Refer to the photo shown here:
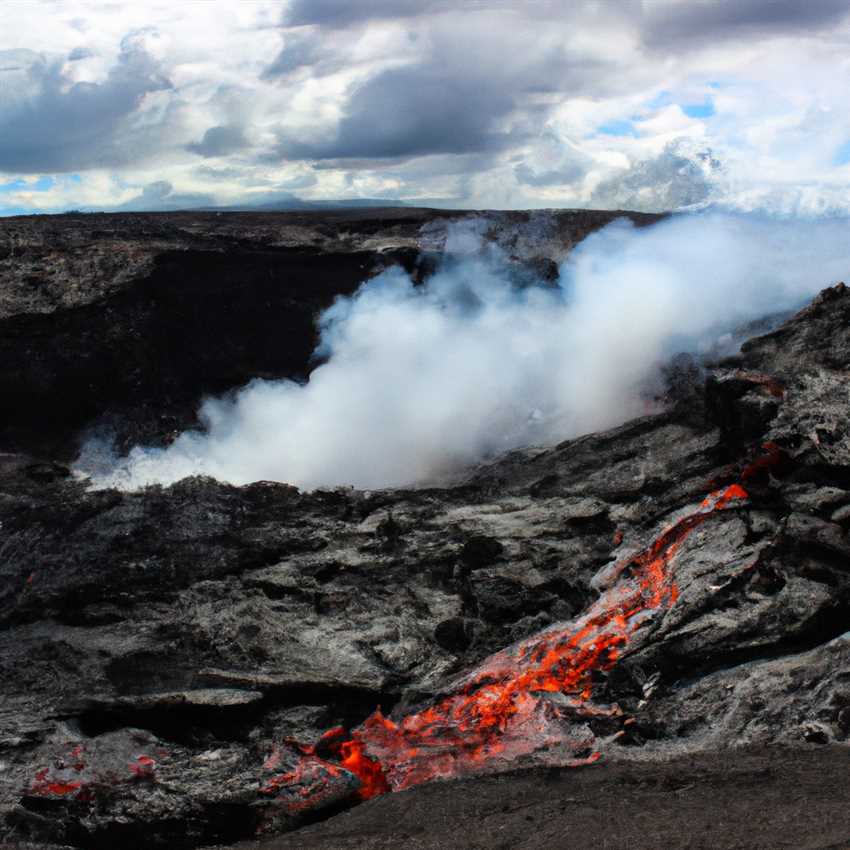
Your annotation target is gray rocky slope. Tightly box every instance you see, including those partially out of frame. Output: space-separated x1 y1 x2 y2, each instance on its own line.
0 208 660 461
0 210 848 848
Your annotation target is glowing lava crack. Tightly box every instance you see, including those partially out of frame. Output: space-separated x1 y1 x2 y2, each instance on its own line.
263 481 751 808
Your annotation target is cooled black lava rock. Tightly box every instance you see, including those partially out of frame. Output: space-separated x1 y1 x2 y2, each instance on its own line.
433 617 475 652
0 208 661 460
459 535 504 569
1 210 848 849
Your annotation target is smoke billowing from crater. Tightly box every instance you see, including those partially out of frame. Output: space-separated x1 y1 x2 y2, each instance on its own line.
77 214 850 491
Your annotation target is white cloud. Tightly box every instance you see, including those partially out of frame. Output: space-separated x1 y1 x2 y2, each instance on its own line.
1 1 850 213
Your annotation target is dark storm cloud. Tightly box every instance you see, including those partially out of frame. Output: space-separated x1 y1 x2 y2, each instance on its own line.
642 0 850 46
263 34 319 78
284 0 447 28
186 124 249 157
0 38 170 172
266 1 619 168
278 64 517 160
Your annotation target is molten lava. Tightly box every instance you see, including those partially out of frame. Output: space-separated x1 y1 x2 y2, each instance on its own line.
264 481 752 807
28 743 159 801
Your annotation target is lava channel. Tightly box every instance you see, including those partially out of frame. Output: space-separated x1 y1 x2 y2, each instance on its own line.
264 481 750 807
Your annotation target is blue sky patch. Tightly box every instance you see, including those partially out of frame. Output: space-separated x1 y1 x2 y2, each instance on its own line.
834 141 850 166
0 204 31 215
597 119 639 137
0 175 56 192
682 99 716 119
0 178 27 193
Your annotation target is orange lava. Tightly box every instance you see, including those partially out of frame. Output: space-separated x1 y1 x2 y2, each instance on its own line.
742 441 784 481
339 739 391 799
264 481 752 806
30 768 83 797
28 744 162 800
129 754 156 779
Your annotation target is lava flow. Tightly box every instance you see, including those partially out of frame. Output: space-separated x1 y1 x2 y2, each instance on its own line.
266 481 751 808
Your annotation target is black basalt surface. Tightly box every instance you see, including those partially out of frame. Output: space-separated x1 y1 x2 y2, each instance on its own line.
0 210 848 850
0 243 414 458
0 208 660 459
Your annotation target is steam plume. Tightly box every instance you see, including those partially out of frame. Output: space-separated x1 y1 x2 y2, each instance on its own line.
77 214 850 491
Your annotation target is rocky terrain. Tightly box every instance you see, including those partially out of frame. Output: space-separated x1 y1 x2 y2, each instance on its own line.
1 210 849 850
0 208 661 461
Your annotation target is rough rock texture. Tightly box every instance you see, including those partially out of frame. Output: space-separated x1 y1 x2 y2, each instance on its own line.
233 746 850 850
0 208 660 459
0 211 848 849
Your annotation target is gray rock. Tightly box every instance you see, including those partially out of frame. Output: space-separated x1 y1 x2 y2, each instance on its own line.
2 220 850 848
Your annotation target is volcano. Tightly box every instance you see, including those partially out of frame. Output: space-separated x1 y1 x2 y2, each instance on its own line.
1 209 850 850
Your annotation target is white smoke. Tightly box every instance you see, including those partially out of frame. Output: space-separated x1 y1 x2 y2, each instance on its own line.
77 213 850 492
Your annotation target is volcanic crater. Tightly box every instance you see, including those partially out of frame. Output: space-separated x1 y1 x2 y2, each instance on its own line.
2 208 850 850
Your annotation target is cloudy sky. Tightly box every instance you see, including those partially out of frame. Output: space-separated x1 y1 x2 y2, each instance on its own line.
1 0 849 215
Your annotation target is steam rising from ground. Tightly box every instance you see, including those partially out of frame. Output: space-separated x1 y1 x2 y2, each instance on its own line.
78 214 850 491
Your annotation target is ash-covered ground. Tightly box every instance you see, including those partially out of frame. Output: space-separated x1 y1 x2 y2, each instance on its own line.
1 209 850 850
